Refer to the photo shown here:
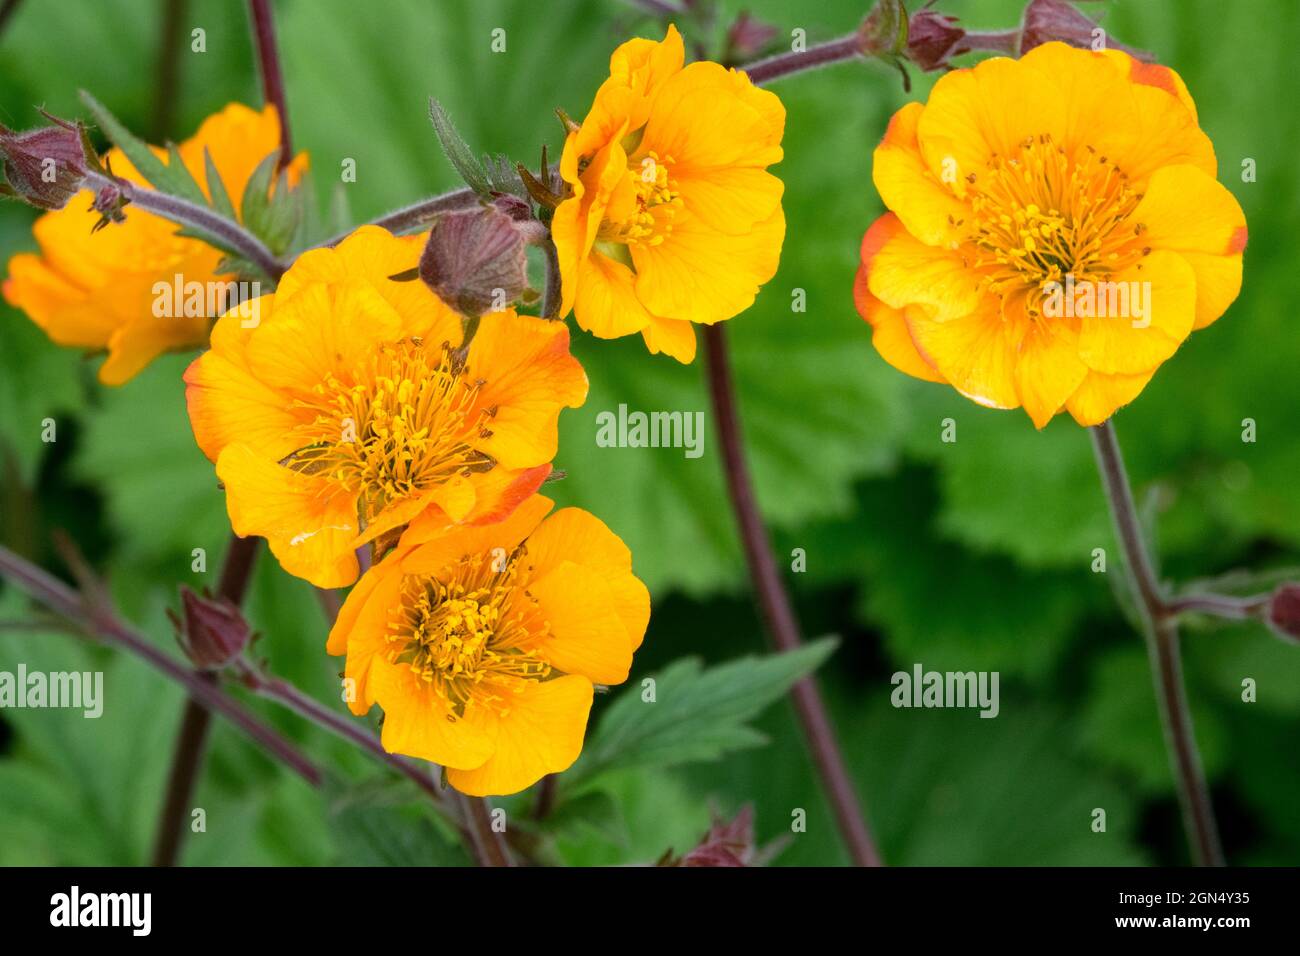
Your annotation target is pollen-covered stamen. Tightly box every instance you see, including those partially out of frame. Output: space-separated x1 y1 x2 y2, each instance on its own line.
963 134 1149 308
599 149 684 246
283 339 497 522
386 550 552 719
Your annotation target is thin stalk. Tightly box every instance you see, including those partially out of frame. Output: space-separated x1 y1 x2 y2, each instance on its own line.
85 170 284 283
248 0 293 171
0 544 320 786
1167 592 1269 621
456 792 515 867
149 0 189 141
238 667 445 805
740 34 864 86
1090 421 1224 866
539 237 562 318
151 535 260 866
703 325 882 867
318 187 480 248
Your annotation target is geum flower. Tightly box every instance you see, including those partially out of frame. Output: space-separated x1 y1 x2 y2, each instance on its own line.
854 43 1247 427
184 226 588 589
552 23 785 364
4 104 305 384
328 494 649 796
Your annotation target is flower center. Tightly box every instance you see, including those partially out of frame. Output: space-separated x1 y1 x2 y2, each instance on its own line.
963 134 1151 311
598 149 683 246
284 339 496 527
386 551 551 718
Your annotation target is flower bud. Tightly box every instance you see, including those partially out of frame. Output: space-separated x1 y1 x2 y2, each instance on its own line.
1020 0 1152 62
726 12 779 62
171 586 252 670
907 10 969 72
667 806 755 867
418 203 530 317
859 0 910 59
1266 584 1300 645
0 113 89 211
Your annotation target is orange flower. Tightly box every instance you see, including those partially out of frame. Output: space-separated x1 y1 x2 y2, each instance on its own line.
328 494 649 796
184 226 588 588
3 103 306 385
854 43 1247 427
552 24 785 364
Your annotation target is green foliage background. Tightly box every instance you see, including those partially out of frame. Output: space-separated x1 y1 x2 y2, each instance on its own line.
1 0 1296 866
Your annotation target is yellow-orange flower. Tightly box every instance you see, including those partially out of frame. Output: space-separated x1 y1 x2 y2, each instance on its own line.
184 226 588 589
328 493 649 796
552 24 786 364
854 43 1247 428
3 103 306 385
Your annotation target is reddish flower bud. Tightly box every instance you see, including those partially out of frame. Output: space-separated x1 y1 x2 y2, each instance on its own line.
418 203 531 317
726 12 779 62
171 586 252 670
669 806 756 867
1266 584 1300 644
0 113 89 211
1020 0 1152 62
907 10 970 72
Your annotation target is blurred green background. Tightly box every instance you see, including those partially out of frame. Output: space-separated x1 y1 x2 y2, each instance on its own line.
1 0 1297 866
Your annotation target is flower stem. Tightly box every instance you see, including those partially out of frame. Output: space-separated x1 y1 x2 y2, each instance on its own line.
1089 420 1224 866
318 187 480 248
237 665 447 805
85 170 285 283
0 543 321 787
248 0 293 171
740 34 864 86
151 534 260 866
455 791 515 867
702 325 882 867
540 237 562 318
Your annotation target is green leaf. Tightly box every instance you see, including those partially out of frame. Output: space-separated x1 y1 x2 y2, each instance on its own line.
236 151 302 256
568 637 838 786
327 780 470 867
428 97 490 195
79 91 204 203
202 147 238 221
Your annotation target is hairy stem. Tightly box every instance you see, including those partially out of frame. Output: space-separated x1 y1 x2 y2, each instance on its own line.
703 325 882 867
248 0 293 171
151 535 260 866
740 34 864 86
0 543 320 786
318 187 480 248
1090 420 1224 866
85 170 285 283
456 791 515 867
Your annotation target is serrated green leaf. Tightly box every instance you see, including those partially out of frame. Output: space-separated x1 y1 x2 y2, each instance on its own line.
202 146 237 221
428 97 490 195
568 637 838 786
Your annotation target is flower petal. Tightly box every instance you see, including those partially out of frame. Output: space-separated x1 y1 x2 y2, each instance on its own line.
465 312 588 470
445 675 594 796
1131 164 1246 329
1076 249 1196 375
215 443 360 588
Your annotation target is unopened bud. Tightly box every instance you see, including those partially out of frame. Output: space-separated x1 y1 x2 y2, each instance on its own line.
666 806 756 867
1266 584 1300 645
907 10 970 72
1020 0 1152 61
726 12 779 62
170 585 252 670
0 113 89 211
418 204 530 317
859 0 910 59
